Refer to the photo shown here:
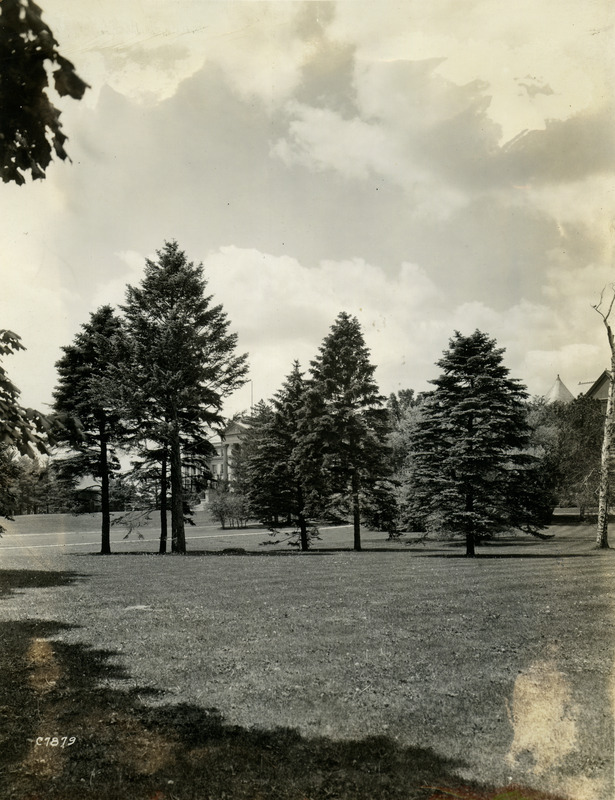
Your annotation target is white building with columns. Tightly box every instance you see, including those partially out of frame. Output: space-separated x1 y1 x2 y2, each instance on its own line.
208 418 249 485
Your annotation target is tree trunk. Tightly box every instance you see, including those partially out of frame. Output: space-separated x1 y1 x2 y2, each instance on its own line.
465 490 475 557
296 484 309 551
99 420 111 555
596 359 615 548
351 469 361 551
594 294 615 548
298 513 309 550
170 423 186 554
159 451 168 554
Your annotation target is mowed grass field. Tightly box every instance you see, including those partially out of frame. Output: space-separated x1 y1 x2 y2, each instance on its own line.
0 513 613 800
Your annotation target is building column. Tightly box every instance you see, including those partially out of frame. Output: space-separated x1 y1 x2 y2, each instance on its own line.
222 443 229 482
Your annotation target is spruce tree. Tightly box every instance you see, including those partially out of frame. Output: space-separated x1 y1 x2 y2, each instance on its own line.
296 313 390 551
242 363 314 549
240 401 286 526
409 330 540 557
53 306 126 554
119 241 248 554
274 361 312 549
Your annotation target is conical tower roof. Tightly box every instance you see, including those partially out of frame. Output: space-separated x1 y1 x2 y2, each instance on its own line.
545 375 574 404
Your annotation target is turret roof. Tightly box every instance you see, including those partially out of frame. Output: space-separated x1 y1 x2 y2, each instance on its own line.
544 375 574 404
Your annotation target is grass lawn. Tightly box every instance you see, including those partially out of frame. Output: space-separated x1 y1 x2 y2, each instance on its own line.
0 514 613 800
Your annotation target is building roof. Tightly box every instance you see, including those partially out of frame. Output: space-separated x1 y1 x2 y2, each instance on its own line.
584 370 611 402
544 375 575 404
221 418 250 438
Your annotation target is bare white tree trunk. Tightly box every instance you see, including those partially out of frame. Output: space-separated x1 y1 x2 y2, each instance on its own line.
596 362 614 548
594 286 615 549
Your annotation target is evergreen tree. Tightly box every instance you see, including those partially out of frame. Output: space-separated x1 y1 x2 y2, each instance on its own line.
409 330 541 557
119 240 248 554
53 306 126 554
240 401 285 525
274 362 312 549
242 364 315 549
296 313 390 551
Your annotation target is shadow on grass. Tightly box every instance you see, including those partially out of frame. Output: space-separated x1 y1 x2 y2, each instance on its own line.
413 552 597 559
0 569 87 598
0 617 569 800
70 548 417 558
0 570 576 800
69 547 600 560
70 549 338 558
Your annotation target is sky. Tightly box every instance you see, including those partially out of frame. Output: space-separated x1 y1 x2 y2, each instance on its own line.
2 0 614 416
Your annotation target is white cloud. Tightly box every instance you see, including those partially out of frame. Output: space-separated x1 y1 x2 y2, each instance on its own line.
273 97 469 219
273 103 393 181
523 176 615 259
524 344 603 399
329 0 613 142
43 0 318 108
201 246 446 409
89 250 150 311
0 180 79 410
2 1 611 419
198 246 607 413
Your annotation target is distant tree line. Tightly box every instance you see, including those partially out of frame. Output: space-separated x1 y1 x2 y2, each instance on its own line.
0 447 141 519
0 241 609 556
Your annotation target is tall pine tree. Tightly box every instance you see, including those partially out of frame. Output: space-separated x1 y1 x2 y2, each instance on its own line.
409 330 541 557
242 363 313 549
118 241 248 554
53 306 126 555
240 401 286 526
274 362 311 549
296 313 390 551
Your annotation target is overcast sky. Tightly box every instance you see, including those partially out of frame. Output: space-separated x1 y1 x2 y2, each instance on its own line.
2 0 614 415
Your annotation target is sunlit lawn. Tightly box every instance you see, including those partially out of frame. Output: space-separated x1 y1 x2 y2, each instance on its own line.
0 514 613 800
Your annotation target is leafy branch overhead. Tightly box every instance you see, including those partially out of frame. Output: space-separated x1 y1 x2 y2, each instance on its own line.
0 0 88 185
0 329 54 456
